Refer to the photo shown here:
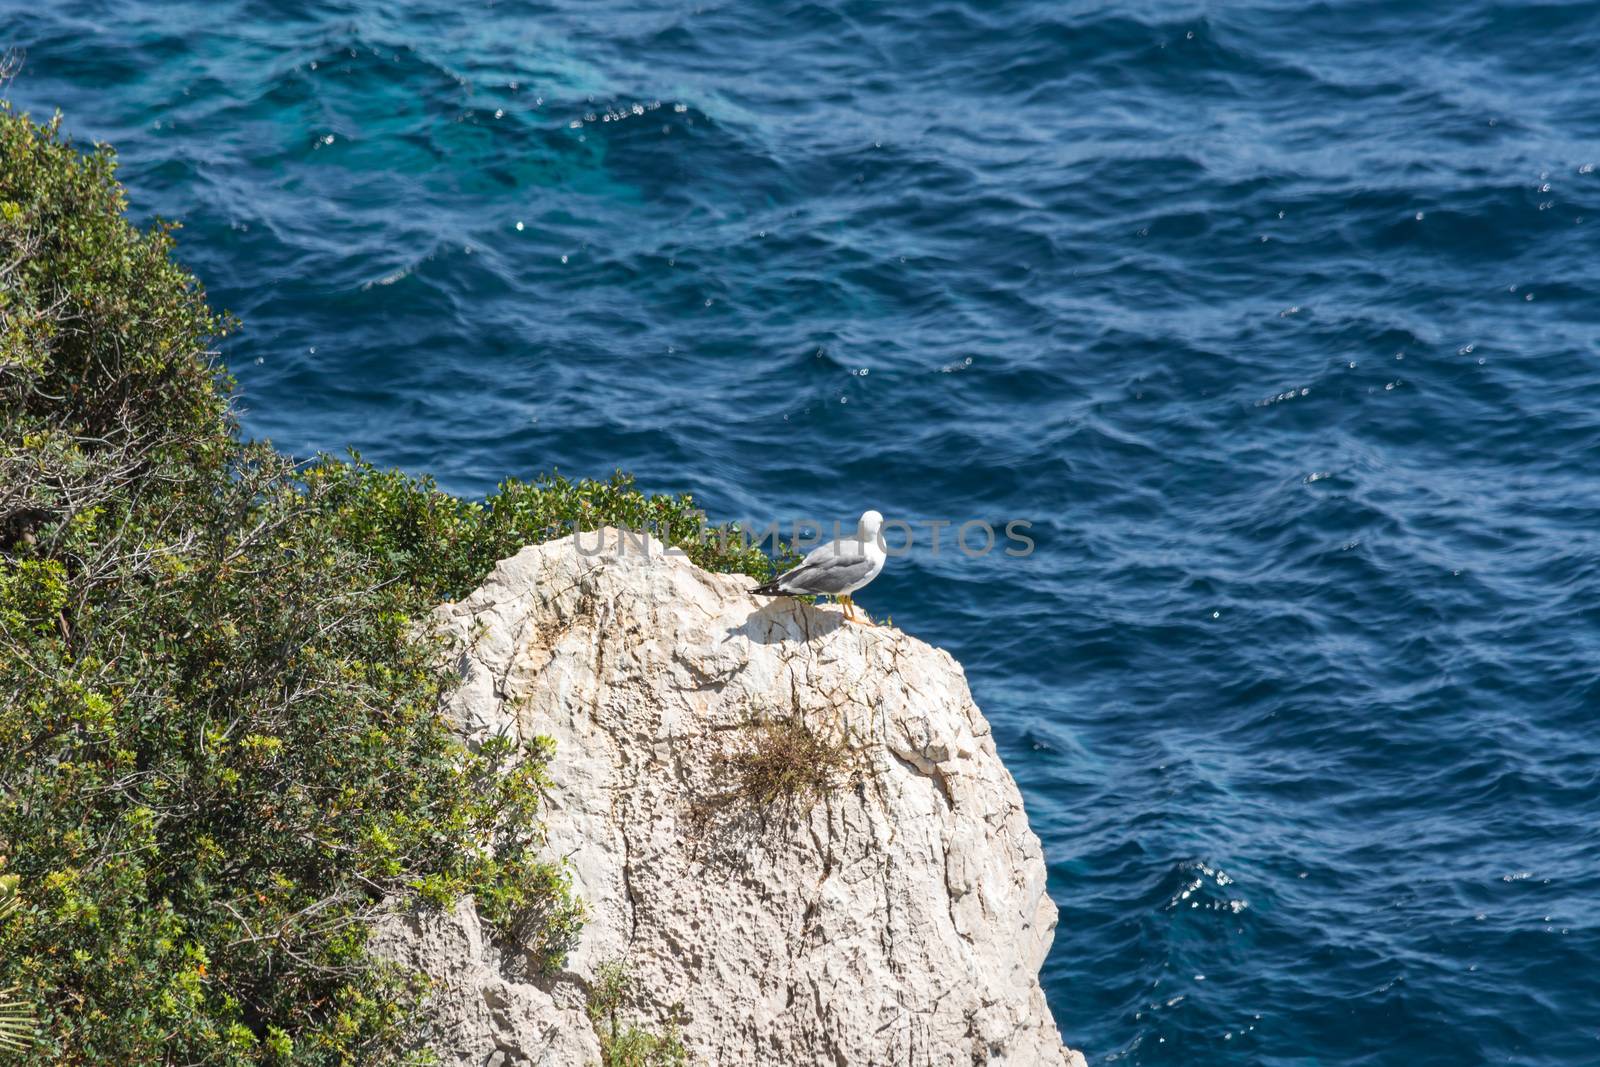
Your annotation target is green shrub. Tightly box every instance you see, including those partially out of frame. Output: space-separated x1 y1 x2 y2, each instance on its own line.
585 959 688 1067
303 458 780 606
0 102 777 1063
0 875 35 1055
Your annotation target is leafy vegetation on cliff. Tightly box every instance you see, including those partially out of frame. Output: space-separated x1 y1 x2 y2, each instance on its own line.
586 959 688 1067
0 102 774 1063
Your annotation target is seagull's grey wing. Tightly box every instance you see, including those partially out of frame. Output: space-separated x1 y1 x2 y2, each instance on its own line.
798 536 860 568
771 548 875 595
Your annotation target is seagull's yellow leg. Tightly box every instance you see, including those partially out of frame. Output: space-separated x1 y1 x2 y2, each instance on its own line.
841 595 874 626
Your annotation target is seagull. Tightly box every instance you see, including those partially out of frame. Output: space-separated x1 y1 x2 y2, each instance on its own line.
754 510 886 624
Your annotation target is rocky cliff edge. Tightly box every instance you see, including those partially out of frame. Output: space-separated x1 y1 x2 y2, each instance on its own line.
375 529 1085 1067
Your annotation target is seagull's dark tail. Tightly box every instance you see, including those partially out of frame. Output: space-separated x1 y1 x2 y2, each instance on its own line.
753 579 787 596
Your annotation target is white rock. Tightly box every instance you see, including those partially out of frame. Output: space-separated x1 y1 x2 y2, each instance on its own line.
382 529 1085 1066
371 896 600 1067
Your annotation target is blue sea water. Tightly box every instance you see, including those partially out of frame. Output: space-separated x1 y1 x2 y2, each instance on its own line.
7 1 1600 1062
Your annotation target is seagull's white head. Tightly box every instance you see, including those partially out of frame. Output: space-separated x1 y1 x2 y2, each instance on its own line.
858 509 884 542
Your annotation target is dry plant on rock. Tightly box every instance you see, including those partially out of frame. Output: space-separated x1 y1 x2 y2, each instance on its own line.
727 713 858 816
688 700 864 860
